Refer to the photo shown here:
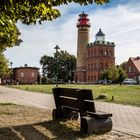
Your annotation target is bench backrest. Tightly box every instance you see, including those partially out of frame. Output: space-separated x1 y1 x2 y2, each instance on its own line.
53 88 96 116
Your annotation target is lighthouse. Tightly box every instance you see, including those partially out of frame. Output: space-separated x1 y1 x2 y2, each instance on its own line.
74 13 115 83
75 12 91 83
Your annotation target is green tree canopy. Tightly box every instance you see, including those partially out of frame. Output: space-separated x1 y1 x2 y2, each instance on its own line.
0 52 9 77
40 50 76 83
0 0 109 51
101 65 127 83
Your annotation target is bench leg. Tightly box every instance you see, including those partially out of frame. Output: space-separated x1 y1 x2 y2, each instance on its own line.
52 109 79 121
52 109 65 121
63 108 79 120
80 116 112 134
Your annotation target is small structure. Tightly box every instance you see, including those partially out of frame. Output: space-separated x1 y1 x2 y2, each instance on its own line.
2 64 40 84
125 57 140 84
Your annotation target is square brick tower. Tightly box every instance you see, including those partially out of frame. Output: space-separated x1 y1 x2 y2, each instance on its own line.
86 29 115 83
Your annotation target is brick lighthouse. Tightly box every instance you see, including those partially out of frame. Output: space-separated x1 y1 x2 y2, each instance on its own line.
75 12 91 82
75 12 115 83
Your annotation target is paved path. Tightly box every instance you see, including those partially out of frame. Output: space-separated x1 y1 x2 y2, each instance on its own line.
0 86 140 137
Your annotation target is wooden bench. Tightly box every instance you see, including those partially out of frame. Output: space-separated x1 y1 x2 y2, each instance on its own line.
52 88 112 134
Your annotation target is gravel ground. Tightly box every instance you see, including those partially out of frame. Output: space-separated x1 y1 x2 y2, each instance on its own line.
0 103 139 140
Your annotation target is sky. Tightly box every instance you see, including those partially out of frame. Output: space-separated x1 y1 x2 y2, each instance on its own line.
4 0 140 68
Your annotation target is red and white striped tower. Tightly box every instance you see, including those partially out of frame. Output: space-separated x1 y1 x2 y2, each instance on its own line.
75 12 91 83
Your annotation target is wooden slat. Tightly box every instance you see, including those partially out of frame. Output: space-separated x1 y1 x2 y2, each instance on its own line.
87 111 112 118
54 88 79 98
78 89 94 100
59 97 78 109
83 100 96 112
53 88 94 100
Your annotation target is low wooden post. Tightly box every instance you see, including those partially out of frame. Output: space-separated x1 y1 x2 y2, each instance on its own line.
80 116 112 134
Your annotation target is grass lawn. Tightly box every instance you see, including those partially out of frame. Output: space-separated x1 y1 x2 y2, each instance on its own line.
0 103 138 140
10 84 140 106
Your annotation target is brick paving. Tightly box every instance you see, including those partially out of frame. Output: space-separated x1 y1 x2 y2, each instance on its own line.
0 86 140 137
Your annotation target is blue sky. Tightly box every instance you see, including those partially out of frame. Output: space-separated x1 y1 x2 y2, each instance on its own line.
4 0 140 68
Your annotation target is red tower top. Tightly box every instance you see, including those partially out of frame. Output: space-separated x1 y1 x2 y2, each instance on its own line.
77 11 91 27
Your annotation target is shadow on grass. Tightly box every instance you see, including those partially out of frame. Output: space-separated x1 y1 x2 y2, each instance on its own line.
0 120 91 140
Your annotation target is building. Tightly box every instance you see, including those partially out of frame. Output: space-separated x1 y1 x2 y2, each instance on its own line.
1 64 40 84
75 12 115 83
125 57 140 83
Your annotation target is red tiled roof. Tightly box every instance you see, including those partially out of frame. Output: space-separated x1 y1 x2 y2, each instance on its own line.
130 57 140 72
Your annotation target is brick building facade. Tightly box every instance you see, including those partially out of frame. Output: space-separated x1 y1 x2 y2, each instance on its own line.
125 57 140 83
75 12 115 83
1 64 40 84
12 65 39 84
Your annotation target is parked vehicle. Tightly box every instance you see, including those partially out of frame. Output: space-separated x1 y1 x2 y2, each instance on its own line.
122 78 137 85
93 80 112 85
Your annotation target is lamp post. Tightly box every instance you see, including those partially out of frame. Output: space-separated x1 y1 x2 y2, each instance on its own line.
10 61 13 84
54 45 60 87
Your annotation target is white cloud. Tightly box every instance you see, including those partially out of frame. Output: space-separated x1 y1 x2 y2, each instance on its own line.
4 4 140 68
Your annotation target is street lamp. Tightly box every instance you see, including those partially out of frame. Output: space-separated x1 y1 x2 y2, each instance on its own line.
10 61 13 84
54 45 60 87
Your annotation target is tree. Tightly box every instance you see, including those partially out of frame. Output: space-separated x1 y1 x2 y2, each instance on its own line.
101 65 127 84
0 52 9 78
117 67 127 83
120 61 127 70
0 21 22 52
40 50 76 83
0 0 109 50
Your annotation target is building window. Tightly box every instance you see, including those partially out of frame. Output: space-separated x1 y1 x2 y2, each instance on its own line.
91 50 93 57
105 50 108 55
94 63 96 69
94 50 96 56
88 64 90 70
88 51 90 57
100 50 103 55
91 63 93 69
128 67 132 73
31 72 35 77
110 51 112 56
94 76 96 81
88 76 90 81
100 63 103 70
20 72 24 77
105 63 108 68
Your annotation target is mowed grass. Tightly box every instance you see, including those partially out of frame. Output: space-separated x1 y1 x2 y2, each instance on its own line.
10 84 140 106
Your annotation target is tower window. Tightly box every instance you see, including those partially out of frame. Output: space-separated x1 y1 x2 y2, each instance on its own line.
100 63 103 70
94 50 96 56
91 50 93 57
88 64 90 70
100 50 103 55
105 50 108 55
94 63 97 69
88 51 90 57
110 51 112 56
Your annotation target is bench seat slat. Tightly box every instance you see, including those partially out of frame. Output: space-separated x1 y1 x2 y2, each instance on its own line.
87 111 112 118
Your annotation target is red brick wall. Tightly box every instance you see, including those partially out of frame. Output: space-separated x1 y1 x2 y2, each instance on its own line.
86 44 115 82
125 59 139 80
14 67 39 84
